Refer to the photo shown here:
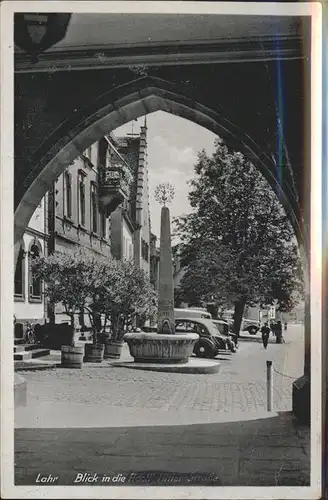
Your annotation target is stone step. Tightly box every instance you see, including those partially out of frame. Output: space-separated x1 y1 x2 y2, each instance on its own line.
14 351 32 361
14 345 25 353
13 344 41 353
14 360 59 372
23 343 41 351
14 338 25 345
14 349 50 361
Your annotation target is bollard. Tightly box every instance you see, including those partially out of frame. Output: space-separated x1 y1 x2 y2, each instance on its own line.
266 360 273 411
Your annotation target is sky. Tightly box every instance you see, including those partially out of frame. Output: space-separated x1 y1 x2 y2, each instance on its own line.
114 111 217 241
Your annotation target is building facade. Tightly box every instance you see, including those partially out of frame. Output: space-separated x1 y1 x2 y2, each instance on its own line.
113 120 151 275
50 143 112 258
14 197 48 336
14 123 152 329
49 141 114 324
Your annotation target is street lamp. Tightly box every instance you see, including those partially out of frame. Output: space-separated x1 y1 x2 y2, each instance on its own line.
14 13 71 63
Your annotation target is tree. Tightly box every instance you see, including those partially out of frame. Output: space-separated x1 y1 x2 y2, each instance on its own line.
33 249 157 344
174 138 304 334
33 249 114 344
100 260 158 341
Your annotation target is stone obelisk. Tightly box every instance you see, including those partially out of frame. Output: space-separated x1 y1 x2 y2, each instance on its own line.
155 183 175 335
157 206 175 334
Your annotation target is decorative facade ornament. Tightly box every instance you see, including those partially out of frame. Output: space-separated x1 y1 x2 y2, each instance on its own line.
128 64 149 77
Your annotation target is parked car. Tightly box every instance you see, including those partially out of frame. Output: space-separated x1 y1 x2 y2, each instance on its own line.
242 318 260 335
212 319 230 335
174 308 212 320
175 317 228 358
142 317 228 358
212 319 238 352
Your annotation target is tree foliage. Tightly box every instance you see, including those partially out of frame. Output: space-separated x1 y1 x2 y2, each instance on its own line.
100 260 158 341
33 249 103 330
33 249 157 343
174 138 304 333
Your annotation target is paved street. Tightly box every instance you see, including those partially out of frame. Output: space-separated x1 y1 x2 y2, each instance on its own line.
14 325 310 487
15 413 309 487
16 325 304 421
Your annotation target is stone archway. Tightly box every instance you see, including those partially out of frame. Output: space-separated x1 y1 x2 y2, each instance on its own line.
14 76 302 256
13 71 312 424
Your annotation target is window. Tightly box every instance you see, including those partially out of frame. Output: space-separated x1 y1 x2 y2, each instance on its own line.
100 208 107 239
141 239 149 262
64 171 72 219
28 241 42 302
14 242 25 300
106 149 112 169
98 138 107 169
90 183 98 233
78 172 86 226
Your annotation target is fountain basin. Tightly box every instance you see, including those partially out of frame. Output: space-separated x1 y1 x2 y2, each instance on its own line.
124 332 199 364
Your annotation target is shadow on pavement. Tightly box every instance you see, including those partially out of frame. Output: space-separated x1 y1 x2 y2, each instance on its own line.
15 412 310 487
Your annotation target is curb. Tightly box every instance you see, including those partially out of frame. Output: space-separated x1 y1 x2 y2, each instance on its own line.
15 362 60 372
110 359 221 374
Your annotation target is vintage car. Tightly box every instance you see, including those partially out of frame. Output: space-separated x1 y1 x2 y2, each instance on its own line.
212 319 238 352
241 318 260 335
174 317 229 358
174 308 212 320
141 317 230 359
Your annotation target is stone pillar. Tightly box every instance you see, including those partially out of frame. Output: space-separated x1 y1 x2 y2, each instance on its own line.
133 124 147 270
292 245 310 424
133 227 141 268
292 46 311 425
157 206 175 335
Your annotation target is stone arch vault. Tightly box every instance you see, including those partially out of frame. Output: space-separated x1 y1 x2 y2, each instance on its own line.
14 75 303 255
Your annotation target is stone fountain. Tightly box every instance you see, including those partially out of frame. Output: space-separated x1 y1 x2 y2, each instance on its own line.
124 183 198 364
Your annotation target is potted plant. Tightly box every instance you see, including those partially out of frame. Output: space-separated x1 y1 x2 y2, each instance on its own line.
103 260 158 359
32 251 91 368
79 253 115 363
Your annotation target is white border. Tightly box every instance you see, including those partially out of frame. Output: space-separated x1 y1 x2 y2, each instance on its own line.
0 0 321 16
310 4 322 494
0 2 322 499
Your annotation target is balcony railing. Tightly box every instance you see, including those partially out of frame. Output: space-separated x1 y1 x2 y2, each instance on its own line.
99 162 133 214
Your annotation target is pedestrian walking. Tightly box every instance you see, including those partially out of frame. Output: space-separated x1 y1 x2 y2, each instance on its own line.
276 320 283 344
282 321 287 343
270 321 277 340
260 322 270 349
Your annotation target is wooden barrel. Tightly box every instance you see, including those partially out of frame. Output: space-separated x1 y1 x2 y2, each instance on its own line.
84 343 104 363
104 341 123 359
61 345 84 368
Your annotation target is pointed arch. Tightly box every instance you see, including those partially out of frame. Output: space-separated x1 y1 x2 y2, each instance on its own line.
14 76 302 260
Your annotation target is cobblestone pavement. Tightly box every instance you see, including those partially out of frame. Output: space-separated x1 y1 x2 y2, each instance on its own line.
17 325 304 415
14 325 312 488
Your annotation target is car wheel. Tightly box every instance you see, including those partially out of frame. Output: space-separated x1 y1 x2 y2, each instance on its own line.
248 326 258 335
222 342 228 351
194 341 215 358
229 341 236 353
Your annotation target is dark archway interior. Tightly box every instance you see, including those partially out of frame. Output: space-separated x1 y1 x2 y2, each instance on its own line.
14 74 305 254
